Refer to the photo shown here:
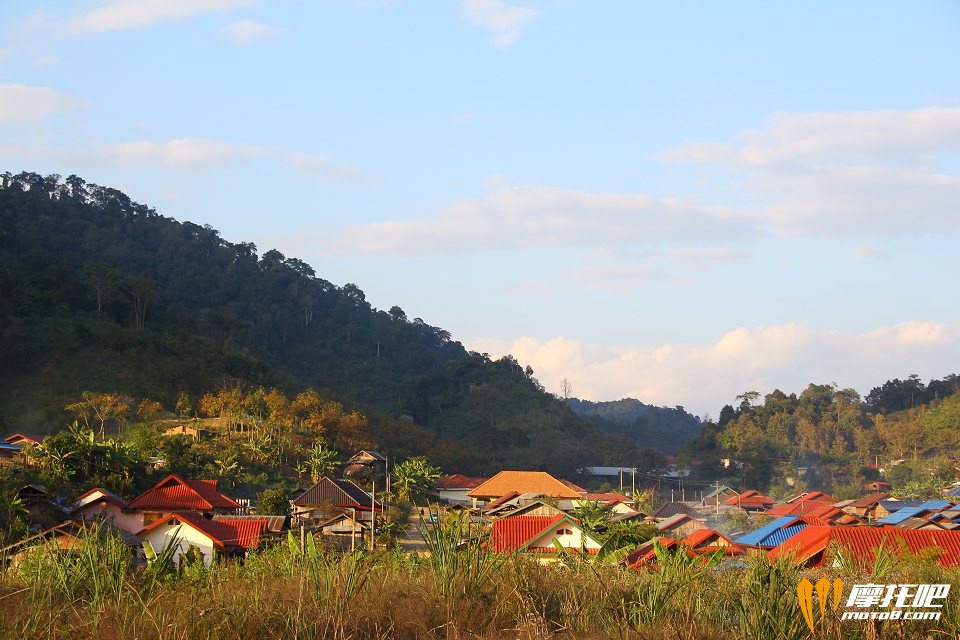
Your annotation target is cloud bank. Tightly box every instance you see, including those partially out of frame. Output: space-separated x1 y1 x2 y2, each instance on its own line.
466 321 960 417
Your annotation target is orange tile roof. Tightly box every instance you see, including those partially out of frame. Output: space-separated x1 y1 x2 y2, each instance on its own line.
770 526 960 567
725 490 773 507
467 471 582 500
127 474 241 511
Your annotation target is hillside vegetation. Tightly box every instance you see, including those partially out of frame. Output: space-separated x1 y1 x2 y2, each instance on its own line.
680 377 960 500
0 171 641 478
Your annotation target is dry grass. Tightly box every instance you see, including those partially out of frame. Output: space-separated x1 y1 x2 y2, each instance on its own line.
1 530 959 640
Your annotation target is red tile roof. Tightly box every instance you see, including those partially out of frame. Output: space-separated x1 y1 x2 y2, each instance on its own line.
785 491 835 504
625 537 681 568
138 512 268 549
559 479 588 495
435 474 487 490
765 502 848 520
770 526 960 567
725 489 773 508
127 474 241 511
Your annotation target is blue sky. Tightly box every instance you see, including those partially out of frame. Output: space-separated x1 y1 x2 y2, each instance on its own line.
3 1 960 416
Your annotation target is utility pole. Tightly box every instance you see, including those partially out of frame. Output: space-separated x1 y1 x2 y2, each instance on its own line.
370 480 376 551
715 480 720 516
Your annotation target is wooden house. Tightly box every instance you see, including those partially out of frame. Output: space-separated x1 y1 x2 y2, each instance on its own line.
291 477 381 526
343 450 386 478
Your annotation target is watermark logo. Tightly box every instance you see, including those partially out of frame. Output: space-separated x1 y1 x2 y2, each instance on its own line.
797 578 843 633
798 578 951 633
840 583 950 622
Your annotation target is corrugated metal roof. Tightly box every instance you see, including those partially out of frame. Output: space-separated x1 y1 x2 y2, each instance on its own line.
878 500 919 512
293 477 381 509
763 524 807 547
920 500 954 510
875 506 926 525
735 516 805 547
771 526 960 567
490 515 564 553
848 493 891 509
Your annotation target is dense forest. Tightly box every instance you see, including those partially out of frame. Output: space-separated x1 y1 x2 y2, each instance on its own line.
0 171 647 479
565 398 702 454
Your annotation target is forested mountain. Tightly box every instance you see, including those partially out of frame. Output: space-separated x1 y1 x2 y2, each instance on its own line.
0 171 646 477
680 376 960 501
565 398 702 454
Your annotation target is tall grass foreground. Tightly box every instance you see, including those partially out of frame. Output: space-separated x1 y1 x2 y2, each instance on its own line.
0 524 959 639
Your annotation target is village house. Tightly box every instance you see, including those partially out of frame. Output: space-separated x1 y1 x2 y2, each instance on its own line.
724 489 774 513
71 487 142 534
161 424 208 441
466 471 583 509
656 513 708 538
126 473 242 529
841 492 892 520
342 450 387 478
137 512 269 567
431 474 488 505
291 477 381 526
489 513 602 557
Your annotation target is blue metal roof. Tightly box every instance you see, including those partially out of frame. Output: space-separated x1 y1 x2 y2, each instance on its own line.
0 441 21 452
735 516 802 547
879 500 923 512
920 500 953 510
875 507 926 525
763 524 808 547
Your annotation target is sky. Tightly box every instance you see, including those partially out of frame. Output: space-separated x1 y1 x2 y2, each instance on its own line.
2 1 960 417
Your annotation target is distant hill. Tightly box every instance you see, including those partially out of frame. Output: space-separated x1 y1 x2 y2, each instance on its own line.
0 171 644 477
565 398 702 453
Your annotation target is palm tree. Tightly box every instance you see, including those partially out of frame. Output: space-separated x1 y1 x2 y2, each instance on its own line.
305 443 339 483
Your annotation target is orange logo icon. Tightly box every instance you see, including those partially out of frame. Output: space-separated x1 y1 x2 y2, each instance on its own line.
797 578 843 633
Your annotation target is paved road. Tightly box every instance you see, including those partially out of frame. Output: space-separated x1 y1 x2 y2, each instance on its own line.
395 511 429 553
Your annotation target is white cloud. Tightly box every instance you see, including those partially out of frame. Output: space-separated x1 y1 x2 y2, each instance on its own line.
466 321 960 416
0 84 79 124
284 153 373 184
663 107 960 168
68 0 256 33
661 107 960 237
220 19 285 43
460 0 540 49
335 177 753 254
94 138 262 169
